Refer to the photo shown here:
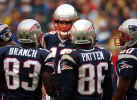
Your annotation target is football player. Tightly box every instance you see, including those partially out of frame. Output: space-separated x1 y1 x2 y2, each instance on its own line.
40 3 78 100
40 3 78 50
0 19 57 100
60 19 113 100
113 19 137 100
0 24 19 46
0 23 19 100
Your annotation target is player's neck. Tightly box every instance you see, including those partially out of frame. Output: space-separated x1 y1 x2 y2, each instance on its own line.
76 44 92 49
58 33 69 40
0 42 8 46
21 43 36 48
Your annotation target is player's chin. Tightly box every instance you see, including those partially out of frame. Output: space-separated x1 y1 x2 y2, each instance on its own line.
60 32 69 36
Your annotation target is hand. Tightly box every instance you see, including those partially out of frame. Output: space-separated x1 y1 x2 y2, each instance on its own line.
42 85 46 97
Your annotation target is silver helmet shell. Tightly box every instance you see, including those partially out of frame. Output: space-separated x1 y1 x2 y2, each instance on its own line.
17 19 41 45
53 4 78 21
70 19 96 45
0 24 11 42
118 18 137 49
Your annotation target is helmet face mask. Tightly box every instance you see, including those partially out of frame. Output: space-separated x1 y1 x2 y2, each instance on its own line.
119 31 130 46
70 19 96 46
0 24 11 42
53 4 78 36
17 19 41 46
18 31 37 44
118 19 137 49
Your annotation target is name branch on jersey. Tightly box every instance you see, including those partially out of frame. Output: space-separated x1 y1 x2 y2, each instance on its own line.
9 47 37 58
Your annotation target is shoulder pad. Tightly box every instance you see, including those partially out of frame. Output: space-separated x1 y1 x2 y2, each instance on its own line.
43 31 56 37
48 31 56 35
61 54 76 64
120 48 135 54
39 48 49 52
95 45 105 49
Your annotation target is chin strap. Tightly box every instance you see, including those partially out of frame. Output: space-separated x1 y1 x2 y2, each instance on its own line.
57 31 71 40
60 31 69 36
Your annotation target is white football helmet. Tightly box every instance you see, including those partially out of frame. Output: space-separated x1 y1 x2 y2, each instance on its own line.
53 4 77 21
17 19 42 46
70 19 96 45
118 18 137 49
53 3 78 35
0 24 11 42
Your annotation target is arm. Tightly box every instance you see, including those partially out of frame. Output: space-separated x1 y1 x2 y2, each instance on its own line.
40 33 48 49
0 47 8 93
0 70 7 93
41 51 57 97
113 53 136 100
58 54 76 100
59 70 75 98
42 72 57 97
112 76 130 100
103 60 113 100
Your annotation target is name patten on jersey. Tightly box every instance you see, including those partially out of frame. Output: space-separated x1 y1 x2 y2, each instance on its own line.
81 51 104 62
60 47 113 99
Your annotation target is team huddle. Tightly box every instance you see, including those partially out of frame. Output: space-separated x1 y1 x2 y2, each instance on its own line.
0 3 137 100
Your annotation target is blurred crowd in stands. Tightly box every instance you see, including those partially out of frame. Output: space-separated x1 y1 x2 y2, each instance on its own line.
0 0 137 50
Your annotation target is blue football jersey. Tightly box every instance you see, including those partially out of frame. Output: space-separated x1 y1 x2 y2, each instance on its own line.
0 45 53 100
41 32 75 100
117 48 137 100
41 32 75 74
60 47 113 100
